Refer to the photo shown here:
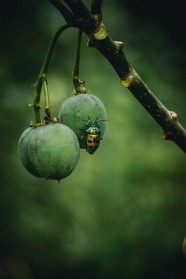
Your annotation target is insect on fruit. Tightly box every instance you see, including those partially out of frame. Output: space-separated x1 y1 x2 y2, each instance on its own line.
80 117 106 154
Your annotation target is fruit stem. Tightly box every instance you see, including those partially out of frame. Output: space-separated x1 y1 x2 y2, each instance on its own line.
43 77 50 109
33 24 71 123
72 29 86 94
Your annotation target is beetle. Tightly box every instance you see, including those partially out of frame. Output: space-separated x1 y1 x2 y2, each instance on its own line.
79 117 105 154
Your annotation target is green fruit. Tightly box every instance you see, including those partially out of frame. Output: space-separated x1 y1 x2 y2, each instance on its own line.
28 123 80 181
18 127 42 177
59 94 107 149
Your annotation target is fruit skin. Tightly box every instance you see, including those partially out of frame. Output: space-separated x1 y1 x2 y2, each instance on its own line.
18 127 42 177
28 123 80 181
59 94 107 149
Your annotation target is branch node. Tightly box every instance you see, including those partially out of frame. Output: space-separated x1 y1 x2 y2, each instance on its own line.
120 74 133 88
163 111 179 140
115 41 124 51
170 111 178 121
163 131 173 140
93 23 107 40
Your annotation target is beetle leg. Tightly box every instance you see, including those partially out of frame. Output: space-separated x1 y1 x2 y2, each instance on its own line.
86 117 91 127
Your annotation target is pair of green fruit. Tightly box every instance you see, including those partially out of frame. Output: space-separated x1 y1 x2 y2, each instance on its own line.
18 94 107 181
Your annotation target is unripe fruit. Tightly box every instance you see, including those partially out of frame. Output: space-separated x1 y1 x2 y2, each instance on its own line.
59 94 107 149
18 127 43 177
28 123 80 181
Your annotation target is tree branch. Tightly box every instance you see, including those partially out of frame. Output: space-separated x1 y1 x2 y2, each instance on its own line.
91 0 102 20
62 0 100 32
48 0 186 153
48 0 75 26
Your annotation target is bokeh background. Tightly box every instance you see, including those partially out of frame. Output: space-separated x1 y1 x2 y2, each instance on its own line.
0 0 186 278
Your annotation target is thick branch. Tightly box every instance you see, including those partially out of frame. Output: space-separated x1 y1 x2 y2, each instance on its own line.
89 36 186 151
63 0 99 32
129 71 186 151
91 0 102 20
48 0 186 153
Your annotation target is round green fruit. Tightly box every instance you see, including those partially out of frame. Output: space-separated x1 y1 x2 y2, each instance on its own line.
28 123 80 181
18 127 43 177
59 94 107 149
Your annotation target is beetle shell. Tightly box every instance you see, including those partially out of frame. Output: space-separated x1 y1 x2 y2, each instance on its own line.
80 120 103 154
86 127 102 154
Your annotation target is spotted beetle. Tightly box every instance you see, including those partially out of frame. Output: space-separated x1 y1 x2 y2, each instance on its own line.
80 117 105 154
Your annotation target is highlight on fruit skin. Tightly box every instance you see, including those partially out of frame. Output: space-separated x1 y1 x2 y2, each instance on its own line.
59 93 107 150
18 123 80 181
18 127 43 178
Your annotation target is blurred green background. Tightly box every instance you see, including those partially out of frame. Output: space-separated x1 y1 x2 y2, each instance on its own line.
0 0 186 278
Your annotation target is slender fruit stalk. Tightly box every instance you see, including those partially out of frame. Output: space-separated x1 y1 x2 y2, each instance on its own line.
72 29 86 94
32 24 71 123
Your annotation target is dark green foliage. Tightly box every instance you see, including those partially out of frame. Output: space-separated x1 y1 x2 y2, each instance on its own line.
1 1 186 279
